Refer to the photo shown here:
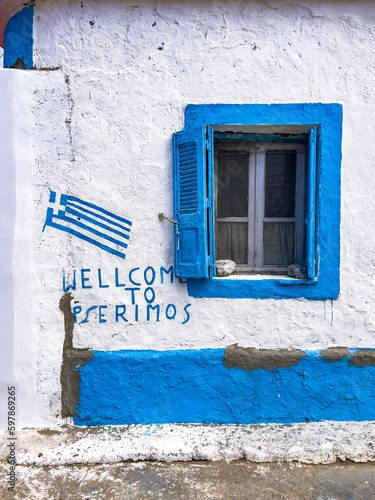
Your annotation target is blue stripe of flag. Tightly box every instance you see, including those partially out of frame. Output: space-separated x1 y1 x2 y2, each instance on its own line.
56 210 128 249
45 219 126 259
61 194 132 226
66 201 131 233
65 206 130 240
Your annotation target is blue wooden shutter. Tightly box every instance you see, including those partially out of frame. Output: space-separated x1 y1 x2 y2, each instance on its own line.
173 127 212 279
306 127 317 279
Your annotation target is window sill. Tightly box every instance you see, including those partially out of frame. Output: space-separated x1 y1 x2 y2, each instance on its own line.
186 274 330 300
213 274 316 284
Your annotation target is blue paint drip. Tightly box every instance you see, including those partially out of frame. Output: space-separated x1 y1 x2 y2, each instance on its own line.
182 103 342 300
4 6 34 69
75 348 375 426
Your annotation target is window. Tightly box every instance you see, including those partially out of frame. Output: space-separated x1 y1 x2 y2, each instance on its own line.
173 104 342 300
215 139 306 274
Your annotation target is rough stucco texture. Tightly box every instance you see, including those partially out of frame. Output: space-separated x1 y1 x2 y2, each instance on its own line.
2 421 375 465
4 0 375 431
29 0 375 352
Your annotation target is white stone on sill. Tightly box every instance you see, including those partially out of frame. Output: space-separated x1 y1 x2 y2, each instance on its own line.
288 264 307 279
215 260 236 276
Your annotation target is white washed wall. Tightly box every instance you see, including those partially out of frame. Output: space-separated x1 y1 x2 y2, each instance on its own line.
3 0 375 428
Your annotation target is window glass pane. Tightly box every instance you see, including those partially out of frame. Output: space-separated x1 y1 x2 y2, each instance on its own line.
216 222 248 264
217 150 249 217
265 151 296 218
263 222 295 265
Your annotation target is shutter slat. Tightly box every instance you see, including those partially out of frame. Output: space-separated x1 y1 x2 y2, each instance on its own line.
180 156 197 162
179 192 197 198
180 188 197 194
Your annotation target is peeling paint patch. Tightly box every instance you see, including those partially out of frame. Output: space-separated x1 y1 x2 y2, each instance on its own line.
350 349 375 367
320 347 351 363
223 344 307 371
37 429 62 436
59 292 93 418
10 57 27 69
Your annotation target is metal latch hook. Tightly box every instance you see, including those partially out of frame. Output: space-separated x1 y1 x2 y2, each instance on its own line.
158 213 180 250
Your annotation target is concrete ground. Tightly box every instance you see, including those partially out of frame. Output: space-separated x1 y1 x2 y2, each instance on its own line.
1 461 375 500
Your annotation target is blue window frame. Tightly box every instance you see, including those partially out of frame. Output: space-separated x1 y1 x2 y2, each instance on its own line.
173 104 342 300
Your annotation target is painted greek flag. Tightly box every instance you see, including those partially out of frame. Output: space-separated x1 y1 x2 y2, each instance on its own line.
43 190 132 259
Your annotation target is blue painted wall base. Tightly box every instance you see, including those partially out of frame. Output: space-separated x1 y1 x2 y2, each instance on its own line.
75 348 375 426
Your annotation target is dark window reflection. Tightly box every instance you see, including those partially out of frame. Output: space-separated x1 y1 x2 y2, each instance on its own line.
265 151 296 218
217 150 249 218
